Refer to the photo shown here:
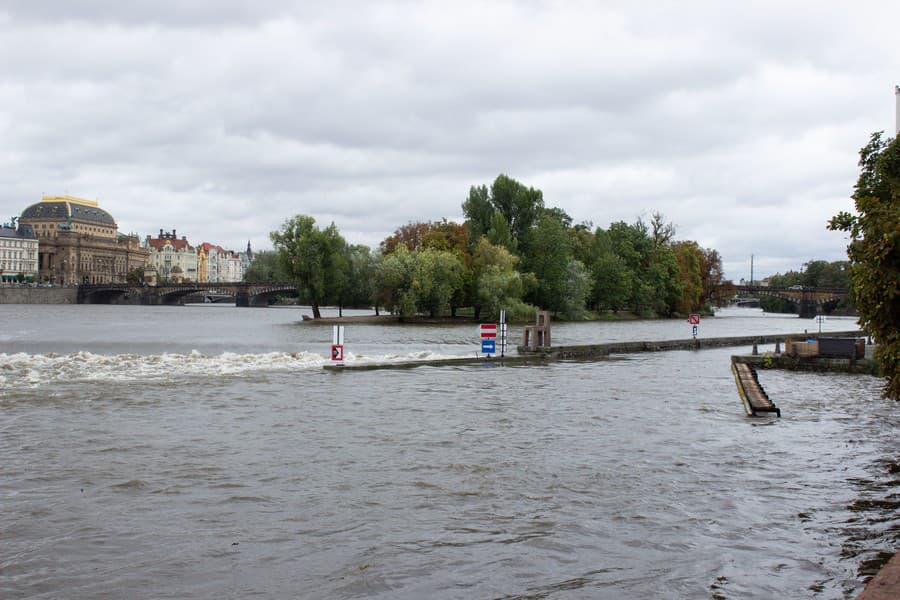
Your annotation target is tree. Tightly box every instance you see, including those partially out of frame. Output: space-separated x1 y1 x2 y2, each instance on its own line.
243 251 285 283
415 248 466 318
338 244 377 314
671 241 705 314
270 215 348 319
701 248 728 307
523 212 574 313
462 174 545 255
462 185 494 243
558 259 592 320
471 237 533 320
490 174 544 254
376 245 418 317
126 267 146 286
381 219 470 257
829 131 900 399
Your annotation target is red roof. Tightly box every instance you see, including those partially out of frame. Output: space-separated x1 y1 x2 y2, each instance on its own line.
148 237 193 252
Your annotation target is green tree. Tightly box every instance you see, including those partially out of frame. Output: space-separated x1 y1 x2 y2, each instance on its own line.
829 131 900 399
462 185 494 243
523 212 573 312
126 267 146 285
339 244 377 313
558 259 592 320
415 248 466 318
491 174 545 254
243 251 285 283
376 245 418 317
471 237 533 321
270 215 348 319
462 174 545 255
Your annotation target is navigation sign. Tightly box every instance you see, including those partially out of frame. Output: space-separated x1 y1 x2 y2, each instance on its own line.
480 323 497 338
692 325 698 338
331 325 345 362
482 339 496 354
688 314 701 325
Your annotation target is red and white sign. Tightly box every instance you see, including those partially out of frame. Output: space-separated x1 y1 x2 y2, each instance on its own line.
331 344 344 361
480 323 497 338
688 314 701 325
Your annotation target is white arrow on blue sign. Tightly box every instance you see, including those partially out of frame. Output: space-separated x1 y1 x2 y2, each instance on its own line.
481 339 496 354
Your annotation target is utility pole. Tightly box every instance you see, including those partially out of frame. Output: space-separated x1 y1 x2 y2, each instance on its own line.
750 254 754 287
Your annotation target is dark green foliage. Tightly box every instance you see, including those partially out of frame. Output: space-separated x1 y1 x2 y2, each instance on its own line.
270 215 348 319
829 131 900 399
242 251 285 283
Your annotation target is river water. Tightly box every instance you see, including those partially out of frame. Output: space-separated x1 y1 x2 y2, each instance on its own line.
1 305 896 599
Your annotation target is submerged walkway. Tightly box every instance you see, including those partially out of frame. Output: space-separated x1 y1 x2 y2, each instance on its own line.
323 330 864 371
731 360 780 417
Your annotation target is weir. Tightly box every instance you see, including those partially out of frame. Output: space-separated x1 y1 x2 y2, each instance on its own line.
324 330 866 371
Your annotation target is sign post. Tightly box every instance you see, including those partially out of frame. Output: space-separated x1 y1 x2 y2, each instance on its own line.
480 323 497 356
499 310 508 357
331 325 345 363
688 313 701 339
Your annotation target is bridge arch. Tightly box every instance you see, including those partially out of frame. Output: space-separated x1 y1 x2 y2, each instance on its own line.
732 285 849 318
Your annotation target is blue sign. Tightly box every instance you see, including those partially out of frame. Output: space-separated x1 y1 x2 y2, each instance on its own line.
692 325 698 338
481 339 496 354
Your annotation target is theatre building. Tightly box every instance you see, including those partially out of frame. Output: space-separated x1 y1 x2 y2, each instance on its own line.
18 195 148 285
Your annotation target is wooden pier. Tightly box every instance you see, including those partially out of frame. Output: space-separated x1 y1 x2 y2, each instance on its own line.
730 360 780 417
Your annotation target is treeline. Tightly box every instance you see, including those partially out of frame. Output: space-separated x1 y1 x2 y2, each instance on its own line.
758 260 853 314
247 174 730 320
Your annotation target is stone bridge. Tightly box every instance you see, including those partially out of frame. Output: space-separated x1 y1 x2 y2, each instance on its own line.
77 282 298 307
733 285 849 318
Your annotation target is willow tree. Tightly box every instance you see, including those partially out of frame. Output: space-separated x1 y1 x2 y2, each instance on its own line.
829 131 900 399
271 215 347 319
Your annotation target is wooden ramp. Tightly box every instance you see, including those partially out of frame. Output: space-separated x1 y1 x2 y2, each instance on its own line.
731 360 780 417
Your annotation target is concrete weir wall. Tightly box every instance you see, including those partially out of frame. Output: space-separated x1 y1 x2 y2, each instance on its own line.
0 287 78 304
518 330 866 359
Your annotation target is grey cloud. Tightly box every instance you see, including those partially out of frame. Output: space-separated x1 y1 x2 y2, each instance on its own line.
1 2 898 278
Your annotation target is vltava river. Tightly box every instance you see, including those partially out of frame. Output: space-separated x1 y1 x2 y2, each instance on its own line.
1 305 896 599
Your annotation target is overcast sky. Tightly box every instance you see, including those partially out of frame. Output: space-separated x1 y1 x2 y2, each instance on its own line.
1 1 897 281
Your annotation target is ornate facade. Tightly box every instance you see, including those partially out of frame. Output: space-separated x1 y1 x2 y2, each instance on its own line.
145 229 198 283
197 242 246 283
0 220 39 282
18 195 148 284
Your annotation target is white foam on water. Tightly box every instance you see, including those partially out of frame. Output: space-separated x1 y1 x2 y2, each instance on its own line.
0 349 468 388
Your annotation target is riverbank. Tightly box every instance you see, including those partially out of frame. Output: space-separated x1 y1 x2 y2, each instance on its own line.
733 353 881 375
300 311 648 325
0 286 76 304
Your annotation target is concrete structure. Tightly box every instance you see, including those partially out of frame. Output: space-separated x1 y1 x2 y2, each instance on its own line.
0 286 77 304
733 284 849 318
77 281 297 307
0 219 39 282
145 229 198 283
857 551 900 599
18 195 148 284
896 85 899 135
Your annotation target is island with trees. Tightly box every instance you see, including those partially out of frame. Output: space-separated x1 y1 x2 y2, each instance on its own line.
257 174 730 323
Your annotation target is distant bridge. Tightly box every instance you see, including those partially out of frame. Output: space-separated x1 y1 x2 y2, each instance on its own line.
732 285 849 318
77 282 298 307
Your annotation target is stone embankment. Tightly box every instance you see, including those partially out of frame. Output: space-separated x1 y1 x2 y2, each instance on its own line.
0 286 77 304
856 552 900 600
